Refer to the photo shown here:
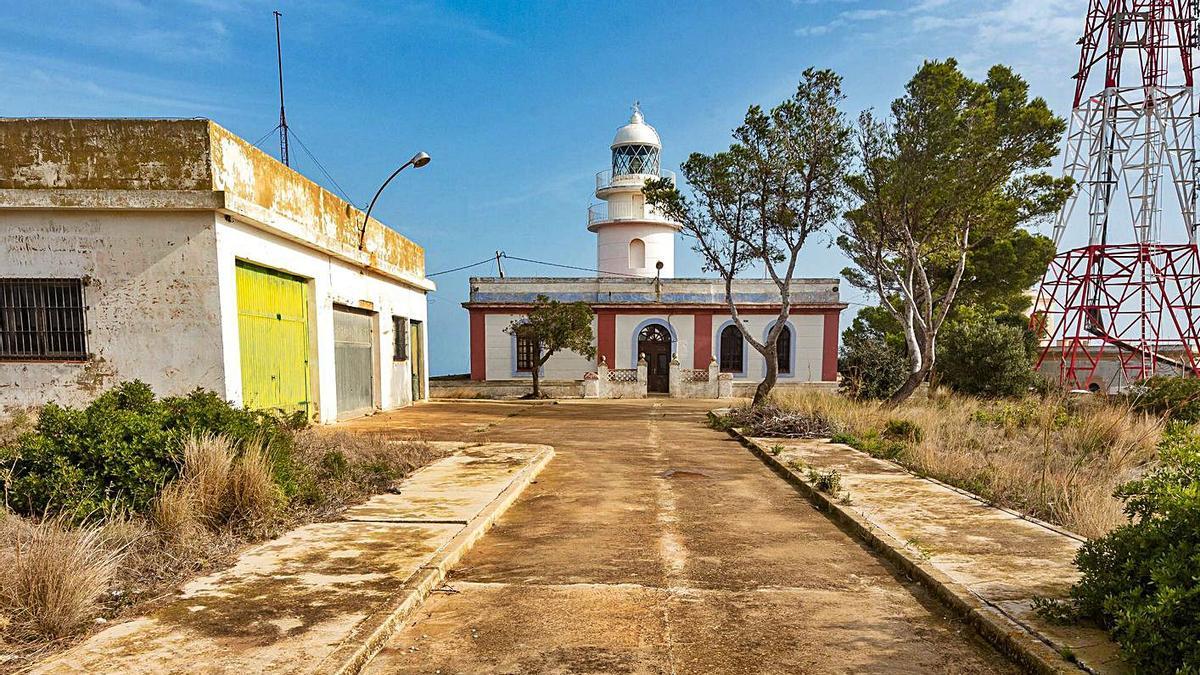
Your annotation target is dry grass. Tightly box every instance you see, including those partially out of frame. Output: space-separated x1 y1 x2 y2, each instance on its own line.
0 515 122 644
152 434 282 542
1 429 441 668
771 390 1162 538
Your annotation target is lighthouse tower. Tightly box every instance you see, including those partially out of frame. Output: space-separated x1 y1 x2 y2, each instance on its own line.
588 104 680 278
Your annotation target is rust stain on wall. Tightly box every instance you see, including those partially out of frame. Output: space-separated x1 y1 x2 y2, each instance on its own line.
0 118 425 280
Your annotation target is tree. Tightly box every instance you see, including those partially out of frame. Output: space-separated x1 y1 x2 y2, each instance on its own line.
937 314 1035 398
645 68 853 406
838 59 1071 406
506 295 596 398
841 227 1056 370
839 326 909 401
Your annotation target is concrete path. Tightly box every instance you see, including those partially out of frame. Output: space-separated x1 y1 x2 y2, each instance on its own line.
347 400 1019 674
33 442 552 675
743 435 1125 674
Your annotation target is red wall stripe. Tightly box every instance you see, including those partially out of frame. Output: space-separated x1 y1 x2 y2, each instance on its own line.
597 311 616 367
822 311 840 381
469 310 486 381
693 312 713 369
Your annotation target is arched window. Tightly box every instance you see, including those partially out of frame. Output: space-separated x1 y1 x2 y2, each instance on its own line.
719 324 744 373
776 324 792 374
629 238 646 269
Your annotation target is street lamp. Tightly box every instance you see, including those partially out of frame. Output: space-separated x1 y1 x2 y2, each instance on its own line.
357 151 432 250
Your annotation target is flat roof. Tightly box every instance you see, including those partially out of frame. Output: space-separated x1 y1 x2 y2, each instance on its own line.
465 276 845 309
0 118 431 291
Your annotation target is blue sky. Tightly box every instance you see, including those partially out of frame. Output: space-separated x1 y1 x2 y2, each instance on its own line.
3 0 1088 374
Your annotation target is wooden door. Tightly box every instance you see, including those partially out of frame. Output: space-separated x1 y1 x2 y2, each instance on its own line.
638 323 671 394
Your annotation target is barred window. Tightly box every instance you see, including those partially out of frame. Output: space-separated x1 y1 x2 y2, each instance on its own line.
516 333 537 372
777 324 792 374
719 324 743 373
0 279 87 361
393 316 408 361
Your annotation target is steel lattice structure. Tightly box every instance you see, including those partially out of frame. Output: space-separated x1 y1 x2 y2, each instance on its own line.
1033 0 1200 390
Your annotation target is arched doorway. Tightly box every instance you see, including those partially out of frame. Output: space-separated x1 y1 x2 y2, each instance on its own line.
638 323 671 393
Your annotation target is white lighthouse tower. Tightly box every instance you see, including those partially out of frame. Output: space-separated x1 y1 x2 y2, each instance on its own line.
588 104 680 278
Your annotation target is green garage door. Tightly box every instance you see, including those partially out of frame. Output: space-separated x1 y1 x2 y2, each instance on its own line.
334 305 375 419
235 261 311 416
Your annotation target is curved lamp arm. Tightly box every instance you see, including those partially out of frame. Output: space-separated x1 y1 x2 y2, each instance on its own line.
357 151 431 250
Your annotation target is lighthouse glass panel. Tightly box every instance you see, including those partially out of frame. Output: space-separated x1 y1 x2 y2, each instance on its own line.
612 145 660 177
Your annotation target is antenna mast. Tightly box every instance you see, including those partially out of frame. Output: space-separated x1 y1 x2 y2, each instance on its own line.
274 10 290 167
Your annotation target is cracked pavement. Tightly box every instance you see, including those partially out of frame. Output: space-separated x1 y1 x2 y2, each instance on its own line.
345 399 1018 674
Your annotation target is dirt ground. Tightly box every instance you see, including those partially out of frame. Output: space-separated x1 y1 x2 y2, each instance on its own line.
343 399 1019 674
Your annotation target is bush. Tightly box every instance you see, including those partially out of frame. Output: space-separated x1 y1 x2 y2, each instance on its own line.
839 328 909 400
2 381 298 520
883 419 923 444
1128 376 1200 422
937 319 1034 398
1055 424 1200 672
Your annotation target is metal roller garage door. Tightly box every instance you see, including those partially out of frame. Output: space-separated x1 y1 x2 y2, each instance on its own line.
235 261 311 416
334 305 375 419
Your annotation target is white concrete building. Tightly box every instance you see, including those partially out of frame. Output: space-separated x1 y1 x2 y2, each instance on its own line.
465 107 845 396
0 118 432 422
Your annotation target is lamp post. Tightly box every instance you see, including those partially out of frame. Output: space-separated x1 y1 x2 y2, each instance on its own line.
357 151 431 250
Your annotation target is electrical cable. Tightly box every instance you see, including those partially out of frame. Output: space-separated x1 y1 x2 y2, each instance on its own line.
499 253 643 278
251 124 281 151
426 256 497 277
288 127 359 207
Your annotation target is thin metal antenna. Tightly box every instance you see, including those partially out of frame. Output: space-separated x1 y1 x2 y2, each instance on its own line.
274 10 290 167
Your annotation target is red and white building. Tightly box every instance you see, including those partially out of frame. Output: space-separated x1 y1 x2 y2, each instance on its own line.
463 107 845 395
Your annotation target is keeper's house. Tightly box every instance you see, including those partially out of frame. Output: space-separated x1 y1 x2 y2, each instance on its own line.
464 107 845 396
0 118 432 422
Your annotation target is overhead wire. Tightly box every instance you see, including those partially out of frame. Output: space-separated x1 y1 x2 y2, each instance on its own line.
427 256 497 277
426 252 646 279
288 127 359 207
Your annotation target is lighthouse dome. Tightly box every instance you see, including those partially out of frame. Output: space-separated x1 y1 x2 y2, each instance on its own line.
611 106 661 148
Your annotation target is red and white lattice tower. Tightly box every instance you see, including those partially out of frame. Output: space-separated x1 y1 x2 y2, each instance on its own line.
1033 0 1200 391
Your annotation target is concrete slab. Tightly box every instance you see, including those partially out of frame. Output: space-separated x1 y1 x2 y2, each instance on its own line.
348 400 1019 674
745 435 1125 674
33 442 553 675
344 444 544 524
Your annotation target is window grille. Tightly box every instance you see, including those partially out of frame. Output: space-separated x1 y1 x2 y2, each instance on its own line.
719 325 743 373
777 324 792 374
393 316 408 361
612 144 661 177
516 334 538 372
0 279 87 361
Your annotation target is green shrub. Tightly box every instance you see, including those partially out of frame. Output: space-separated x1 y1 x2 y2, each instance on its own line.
883 419 923 444
806 468 842 495
2 381 298 520
1053 424 1200 672
839 328 909 400
1128 376 1200 422
937 319 1034 398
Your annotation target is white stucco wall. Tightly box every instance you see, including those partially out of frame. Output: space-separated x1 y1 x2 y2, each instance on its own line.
596 222 676 278
214 216 429 424
712 314 825 382
0 210 224 408
482 312 597 381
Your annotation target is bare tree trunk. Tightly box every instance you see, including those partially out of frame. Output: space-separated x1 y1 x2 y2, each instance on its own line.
531 340 544 399
753 345 779 406
884 342 932 408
